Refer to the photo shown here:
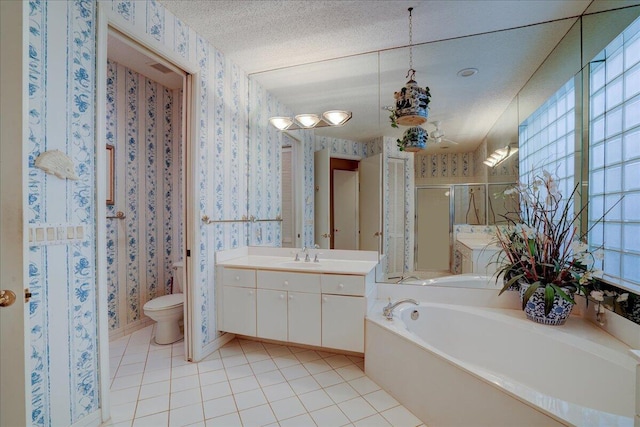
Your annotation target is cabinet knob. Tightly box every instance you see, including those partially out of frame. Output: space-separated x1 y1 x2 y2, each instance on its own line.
235 276 240 281
249 290 254 296
284 281 289 286
323 297 328 303
338 283 344 289
280 294 285 300
289 295 293 300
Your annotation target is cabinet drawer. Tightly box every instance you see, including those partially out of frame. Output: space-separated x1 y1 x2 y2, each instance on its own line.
257 270 321 293
223 267 256 288
321 274 365 296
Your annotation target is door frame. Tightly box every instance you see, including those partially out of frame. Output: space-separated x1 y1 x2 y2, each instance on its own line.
0 1 29 424
95 5 200 422
329 158 359 249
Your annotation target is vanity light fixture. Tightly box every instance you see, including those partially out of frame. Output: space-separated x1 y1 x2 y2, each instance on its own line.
269 110 352 131
483 145 518 167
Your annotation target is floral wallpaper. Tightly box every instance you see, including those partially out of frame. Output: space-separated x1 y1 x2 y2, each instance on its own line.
105 59 183 336
27 0 98 425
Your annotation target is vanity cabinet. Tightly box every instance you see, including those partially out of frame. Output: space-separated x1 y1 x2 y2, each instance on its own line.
256 271 322 346
222 286 256 337
321 294 365 352
218 265 373 353
456 239 499 276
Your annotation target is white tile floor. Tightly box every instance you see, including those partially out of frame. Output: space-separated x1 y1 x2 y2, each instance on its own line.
104 325 425 427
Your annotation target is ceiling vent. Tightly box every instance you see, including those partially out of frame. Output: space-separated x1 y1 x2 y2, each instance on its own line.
148 62 173 74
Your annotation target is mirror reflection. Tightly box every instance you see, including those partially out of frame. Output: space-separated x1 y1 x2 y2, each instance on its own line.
247 5 640 297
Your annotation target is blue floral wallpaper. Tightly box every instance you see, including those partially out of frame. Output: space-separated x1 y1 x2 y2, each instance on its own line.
25 0 286 424
28 0 98 425
105 59 183 336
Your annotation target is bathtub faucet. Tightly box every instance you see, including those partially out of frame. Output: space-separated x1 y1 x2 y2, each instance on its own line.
383 298 419 320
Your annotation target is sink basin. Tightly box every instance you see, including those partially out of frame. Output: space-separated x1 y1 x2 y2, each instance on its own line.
279 261 324 269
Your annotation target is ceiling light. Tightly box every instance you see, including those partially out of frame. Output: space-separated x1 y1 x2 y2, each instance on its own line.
294 114 321 128
269 111 352 131
484 145 518 168
322 110 352 126
389 7 431 127
269 117 294 130
457 68 478 77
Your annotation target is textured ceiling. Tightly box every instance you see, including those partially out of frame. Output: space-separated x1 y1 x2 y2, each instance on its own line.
158 0 598 152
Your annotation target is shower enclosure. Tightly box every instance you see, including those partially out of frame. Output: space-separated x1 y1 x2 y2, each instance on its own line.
414 182 517 272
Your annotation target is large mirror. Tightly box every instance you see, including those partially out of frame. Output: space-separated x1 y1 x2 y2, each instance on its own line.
247 3 640 289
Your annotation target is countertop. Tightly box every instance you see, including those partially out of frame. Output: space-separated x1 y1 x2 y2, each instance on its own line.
216 255 378 275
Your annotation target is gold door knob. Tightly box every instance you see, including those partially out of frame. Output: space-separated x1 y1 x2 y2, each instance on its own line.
0 290 17 307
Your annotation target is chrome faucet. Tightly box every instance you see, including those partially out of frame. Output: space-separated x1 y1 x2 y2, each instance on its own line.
301 246 310 262
382 298 419 320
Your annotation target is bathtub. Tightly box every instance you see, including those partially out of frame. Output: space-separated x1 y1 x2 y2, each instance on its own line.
399 273 501 289
365 301 635 426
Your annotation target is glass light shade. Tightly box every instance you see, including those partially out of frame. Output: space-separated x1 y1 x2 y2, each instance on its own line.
322 110 352 126
295 114 321 128
269 117 294 130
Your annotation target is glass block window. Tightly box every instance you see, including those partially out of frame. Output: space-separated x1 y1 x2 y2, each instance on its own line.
588 16 640 291
519 78 576 200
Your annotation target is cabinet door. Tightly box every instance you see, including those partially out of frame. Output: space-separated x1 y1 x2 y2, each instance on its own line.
222 286 256 336
288 292 321 346
257 289 288 341
321 295 365 352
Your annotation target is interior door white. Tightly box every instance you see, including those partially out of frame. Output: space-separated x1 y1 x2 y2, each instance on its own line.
0 1 29 424
333 169 359 250
387 158 406 277
416 187 451 271
314 148 330 249
359 154 382 252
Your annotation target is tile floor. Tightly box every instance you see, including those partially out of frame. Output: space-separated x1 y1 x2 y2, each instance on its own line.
104 325 425 427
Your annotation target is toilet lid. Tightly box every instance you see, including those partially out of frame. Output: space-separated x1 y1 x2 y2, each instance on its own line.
144 293 184 311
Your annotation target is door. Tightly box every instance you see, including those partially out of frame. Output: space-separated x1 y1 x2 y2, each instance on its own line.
222 286 256 336
333 170 359 250
359 154 382 252
314 148 330 249
0 1 29 424
387 158 406 277
416 187 451 271
321 294 365 352
281 145 295 248
256 289 287 341
288 291 321 346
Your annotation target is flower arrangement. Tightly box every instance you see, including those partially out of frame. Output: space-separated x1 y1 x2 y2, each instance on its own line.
495 170 604 321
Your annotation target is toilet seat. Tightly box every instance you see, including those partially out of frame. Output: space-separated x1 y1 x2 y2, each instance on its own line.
144 293 184 311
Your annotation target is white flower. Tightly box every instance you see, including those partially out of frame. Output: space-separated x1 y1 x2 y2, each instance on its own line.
590 290 604 301
594 250 604 260
617 293 629 303
503 187 517 196
595 304 606 314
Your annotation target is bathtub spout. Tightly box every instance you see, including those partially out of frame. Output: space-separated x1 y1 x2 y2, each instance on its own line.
383 298 419 320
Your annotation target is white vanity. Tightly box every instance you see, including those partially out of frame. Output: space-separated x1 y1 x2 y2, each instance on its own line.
455 233 501 276
215 247 378 353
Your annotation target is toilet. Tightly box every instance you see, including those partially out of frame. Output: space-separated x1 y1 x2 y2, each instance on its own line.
143 262 184 344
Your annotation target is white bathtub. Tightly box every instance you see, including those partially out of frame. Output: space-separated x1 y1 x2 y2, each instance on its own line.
400 273 501 289
366 302 635 426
